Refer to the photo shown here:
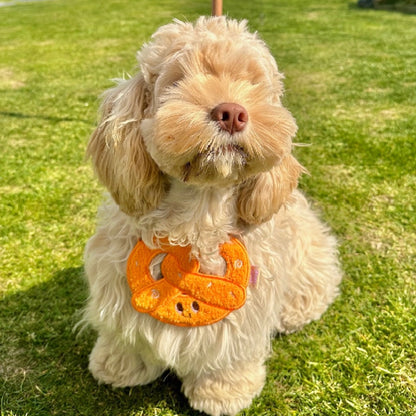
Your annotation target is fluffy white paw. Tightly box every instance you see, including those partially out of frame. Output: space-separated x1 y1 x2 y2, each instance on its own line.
182 361 265 416
89 335 164 388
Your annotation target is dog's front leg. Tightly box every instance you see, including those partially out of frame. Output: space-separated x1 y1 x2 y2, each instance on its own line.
181 359 266 416
88 333 165 388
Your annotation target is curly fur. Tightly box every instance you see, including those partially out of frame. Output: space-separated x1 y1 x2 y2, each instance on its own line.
83 16 342 416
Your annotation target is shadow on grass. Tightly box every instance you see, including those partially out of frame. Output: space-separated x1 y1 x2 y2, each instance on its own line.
0 111 91 124
351 1 416 14
0 267 199 416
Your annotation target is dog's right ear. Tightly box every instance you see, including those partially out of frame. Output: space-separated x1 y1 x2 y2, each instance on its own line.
87 73 166 217
237 155 304 225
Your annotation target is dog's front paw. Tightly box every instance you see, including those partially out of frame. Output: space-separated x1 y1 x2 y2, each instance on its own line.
182 361 265 416
89 335 165 388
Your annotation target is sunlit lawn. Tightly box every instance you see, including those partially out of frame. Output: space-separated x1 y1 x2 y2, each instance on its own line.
1 0 415 414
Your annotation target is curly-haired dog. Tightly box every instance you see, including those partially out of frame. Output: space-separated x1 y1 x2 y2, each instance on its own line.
83 16 342 416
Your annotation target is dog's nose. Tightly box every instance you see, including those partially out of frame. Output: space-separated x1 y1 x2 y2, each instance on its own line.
211 103 248 135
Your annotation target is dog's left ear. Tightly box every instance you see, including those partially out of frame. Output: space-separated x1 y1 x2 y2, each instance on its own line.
237 155 304 225
87 73 166 217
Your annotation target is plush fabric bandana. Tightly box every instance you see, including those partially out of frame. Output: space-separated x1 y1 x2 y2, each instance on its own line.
126 237 251 327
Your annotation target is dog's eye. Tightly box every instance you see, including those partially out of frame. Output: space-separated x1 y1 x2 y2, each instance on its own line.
172 81 180 87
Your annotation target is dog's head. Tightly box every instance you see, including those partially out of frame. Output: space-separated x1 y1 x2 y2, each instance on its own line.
87 17 303 224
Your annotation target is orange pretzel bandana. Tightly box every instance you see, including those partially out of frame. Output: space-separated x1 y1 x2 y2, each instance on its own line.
126 237 252 327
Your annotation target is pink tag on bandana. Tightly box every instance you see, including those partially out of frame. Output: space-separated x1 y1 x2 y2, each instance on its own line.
249 266 259 286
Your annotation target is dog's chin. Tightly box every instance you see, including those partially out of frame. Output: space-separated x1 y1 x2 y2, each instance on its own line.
181 145 249 186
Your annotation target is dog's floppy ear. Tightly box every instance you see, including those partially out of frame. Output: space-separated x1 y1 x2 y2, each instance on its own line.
237 155 304 225
87 73 166 217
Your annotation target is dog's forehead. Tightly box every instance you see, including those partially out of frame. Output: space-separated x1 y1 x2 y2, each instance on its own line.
141 19 276 69
182 42 271 82
139 17 279 86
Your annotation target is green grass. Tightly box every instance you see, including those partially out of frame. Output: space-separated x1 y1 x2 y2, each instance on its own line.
1 0 415 414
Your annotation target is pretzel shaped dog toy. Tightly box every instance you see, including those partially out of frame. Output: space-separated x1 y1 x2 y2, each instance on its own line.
127 237 250 326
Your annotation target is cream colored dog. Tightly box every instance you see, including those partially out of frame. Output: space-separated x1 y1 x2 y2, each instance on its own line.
83 16 342 416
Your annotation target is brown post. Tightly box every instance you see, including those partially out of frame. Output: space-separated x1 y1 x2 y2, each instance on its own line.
212 0 223 16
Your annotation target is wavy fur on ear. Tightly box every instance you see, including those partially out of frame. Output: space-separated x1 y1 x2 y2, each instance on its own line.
237 155 305 225
87 73 166 217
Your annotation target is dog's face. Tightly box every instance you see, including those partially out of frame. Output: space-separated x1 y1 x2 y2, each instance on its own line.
87 17 302 223
140 18 297 186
